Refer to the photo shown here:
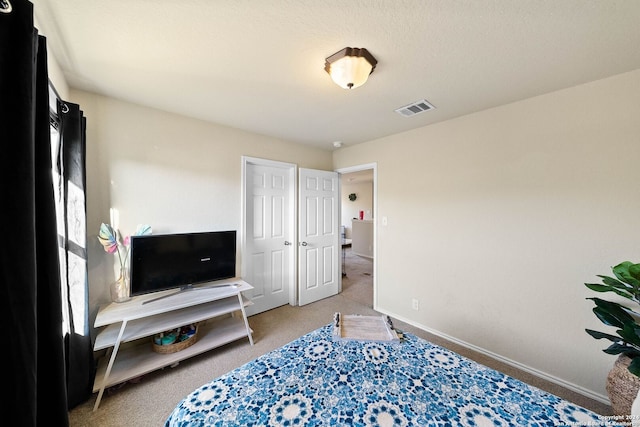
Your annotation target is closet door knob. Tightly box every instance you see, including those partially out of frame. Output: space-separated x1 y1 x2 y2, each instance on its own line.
300 241 308 246
284 241 292 246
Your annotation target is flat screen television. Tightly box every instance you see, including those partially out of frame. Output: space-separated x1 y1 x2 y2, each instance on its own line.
129 230 237 298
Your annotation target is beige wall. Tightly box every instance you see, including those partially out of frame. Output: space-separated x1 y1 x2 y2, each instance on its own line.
341 180 373 238
333 69 640 401
70 91 332 322
35 16 69 99
46 51 68 99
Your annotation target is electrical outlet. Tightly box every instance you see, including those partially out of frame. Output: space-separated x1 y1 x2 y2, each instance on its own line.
412 298 419 311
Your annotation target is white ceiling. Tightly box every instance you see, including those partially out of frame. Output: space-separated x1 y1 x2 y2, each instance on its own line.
34 0 640 151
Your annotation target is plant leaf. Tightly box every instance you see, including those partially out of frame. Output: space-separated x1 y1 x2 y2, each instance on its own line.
135 224 153 236
629 263 640 282
98 223 118 253
618 323 640 348
613 262 640 288
586 281 635 300
629 357 640 377
588 298 635 328
597 275 632 290
585 329 622 342
628 263 640 301
604 343 634 355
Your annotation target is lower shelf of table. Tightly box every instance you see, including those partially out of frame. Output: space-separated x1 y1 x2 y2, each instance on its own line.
92 315 252 393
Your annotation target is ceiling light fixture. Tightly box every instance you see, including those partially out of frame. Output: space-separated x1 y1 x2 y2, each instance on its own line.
324 47 377 90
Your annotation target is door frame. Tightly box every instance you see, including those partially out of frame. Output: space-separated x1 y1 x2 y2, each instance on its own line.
241 156 298 307
336 162 378 310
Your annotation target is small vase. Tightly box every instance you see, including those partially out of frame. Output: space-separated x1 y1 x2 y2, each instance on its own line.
110 268 131 303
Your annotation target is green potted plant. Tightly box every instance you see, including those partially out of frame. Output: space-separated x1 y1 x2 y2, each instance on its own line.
585 261 640 415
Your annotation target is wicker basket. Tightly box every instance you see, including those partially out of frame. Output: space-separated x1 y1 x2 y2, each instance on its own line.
152 324 199 354
606 354 640 415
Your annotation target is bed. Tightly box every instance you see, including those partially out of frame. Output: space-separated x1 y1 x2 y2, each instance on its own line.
165 316 610 426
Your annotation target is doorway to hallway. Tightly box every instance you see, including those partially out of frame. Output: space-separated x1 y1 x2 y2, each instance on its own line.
337 163 377 310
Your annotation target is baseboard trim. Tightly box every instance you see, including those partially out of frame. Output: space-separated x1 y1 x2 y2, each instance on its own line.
376 308 610 406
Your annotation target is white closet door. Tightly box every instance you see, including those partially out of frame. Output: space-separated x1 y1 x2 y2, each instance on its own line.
298 168 339 305
243 160 295 315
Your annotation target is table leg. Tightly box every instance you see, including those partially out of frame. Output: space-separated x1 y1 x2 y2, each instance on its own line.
237 293 254 346
93 319 128 411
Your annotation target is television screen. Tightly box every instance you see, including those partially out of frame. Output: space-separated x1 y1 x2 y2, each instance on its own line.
129 230 236 297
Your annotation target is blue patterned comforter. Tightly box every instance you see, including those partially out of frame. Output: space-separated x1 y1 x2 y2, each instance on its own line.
166 324 610 426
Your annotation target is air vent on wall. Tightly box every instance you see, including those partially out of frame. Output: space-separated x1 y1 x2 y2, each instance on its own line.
394 99 436 117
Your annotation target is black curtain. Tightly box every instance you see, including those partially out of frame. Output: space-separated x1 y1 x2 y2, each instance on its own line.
1 0 92 424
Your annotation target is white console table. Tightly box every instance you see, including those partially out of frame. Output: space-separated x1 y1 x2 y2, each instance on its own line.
92 277 254 411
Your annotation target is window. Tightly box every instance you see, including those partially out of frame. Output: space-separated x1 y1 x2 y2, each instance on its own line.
49 82 89 337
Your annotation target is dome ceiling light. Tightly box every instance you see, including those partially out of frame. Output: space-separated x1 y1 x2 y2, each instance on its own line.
324 47 377 90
